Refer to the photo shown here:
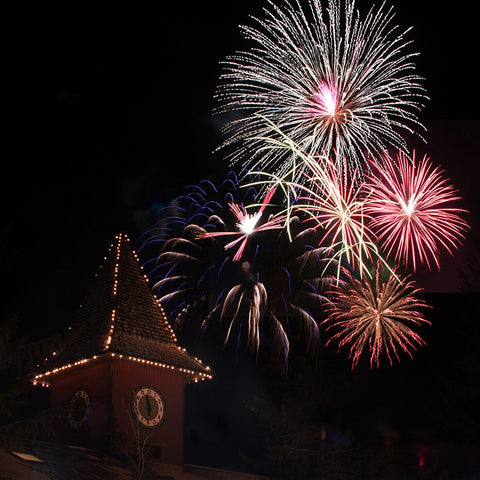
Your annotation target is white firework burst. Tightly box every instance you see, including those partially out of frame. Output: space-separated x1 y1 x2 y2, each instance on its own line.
215 0 427 180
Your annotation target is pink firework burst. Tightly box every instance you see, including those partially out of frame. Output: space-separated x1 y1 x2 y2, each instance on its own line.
198 186 285 261
323 263 431 369
365 151 469 271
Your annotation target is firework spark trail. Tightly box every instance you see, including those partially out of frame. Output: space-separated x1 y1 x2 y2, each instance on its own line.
365 151 470 271
197 186 286 261
215 0 427 181
292 153 378 276
138 174 240 252
323 263 431 369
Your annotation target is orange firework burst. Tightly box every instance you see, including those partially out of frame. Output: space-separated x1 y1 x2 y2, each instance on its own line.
323 263 431 369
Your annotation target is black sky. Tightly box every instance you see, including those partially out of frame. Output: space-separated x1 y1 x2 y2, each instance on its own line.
3 1 480 336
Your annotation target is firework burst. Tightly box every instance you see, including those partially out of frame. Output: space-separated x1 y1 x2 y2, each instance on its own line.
215 0 426 180
323 263 431 369
364 151 470 271
292 153 378 277
145 175 338 369
197 185 286 261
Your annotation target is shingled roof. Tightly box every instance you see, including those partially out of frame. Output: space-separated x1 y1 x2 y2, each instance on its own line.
33 233 212 384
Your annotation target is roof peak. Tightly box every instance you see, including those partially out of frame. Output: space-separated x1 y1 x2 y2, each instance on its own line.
33 232 212 382
79 232 180 347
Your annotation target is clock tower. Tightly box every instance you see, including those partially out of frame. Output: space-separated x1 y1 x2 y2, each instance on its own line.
32 233 212 465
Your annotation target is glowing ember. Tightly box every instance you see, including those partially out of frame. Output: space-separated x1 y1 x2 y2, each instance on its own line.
314 79 339 118
234 208 261 234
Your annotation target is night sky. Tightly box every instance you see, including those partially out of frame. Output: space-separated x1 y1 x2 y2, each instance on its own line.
2 1 480 476
4 2 479 335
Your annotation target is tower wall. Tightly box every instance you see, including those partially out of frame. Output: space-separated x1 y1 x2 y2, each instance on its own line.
111 358 185 465
50 358 112 449
49 356 185 465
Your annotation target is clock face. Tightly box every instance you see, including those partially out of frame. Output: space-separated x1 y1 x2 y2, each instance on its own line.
132 386 165 428
68 389 90 429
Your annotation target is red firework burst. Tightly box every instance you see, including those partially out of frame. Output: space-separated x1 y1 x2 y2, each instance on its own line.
365 151 469 271
323 263 431 369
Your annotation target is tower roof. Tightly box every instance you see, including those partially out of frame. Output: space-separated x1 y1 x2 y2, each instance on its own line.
33 233 212 384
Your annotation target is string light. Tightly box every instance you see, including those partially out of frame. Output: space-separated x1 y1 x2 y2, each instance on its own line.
105 309 116 349
32 233 213 387
33 352 213 387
